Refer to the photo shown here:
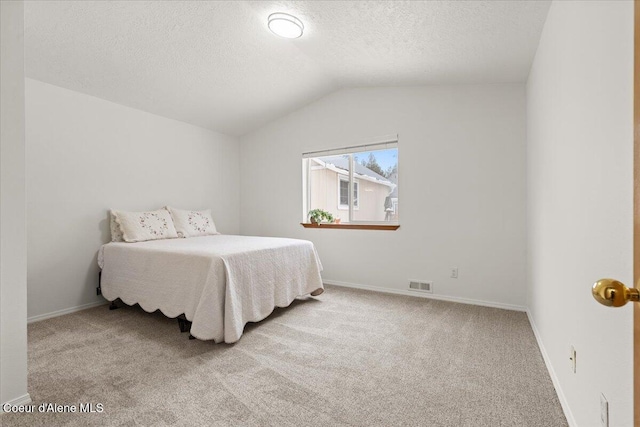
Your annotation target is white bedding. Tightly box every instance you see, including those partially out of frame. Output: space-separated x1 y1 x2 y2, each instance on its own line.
98 235 324 343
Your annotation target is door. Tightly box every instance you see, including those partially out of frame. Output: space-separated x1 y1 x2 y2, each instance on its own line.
592 1 640 425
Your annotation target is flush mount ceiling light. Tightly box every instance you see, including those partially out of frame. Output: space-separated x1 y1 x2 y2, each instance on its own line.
268 12 304 39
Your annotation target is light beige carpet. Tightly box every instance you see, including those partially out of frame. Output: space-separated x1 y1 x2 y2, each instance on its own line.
1 285 567 427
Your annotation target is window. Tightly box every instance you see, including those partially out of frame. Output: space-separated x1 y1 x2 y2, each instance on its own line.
339 176 358 209
303 138 398 225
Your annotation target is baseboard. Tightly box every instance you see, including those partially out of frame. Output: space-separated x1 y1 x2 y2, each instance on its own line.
323 279 527 312
526 310 576 427
27 301 107 324
1 393 32 412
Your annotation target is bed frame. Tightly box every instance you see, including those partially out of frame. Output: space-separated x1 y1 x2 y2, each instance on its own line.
98 271 196 339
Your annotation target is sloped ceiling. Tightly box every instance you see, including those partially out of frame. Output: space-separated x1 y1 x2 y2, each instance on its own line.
25 1 550 136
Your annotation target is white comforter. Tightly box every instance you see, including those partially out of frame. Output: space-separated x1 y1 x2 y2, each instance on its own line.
98 235 324 343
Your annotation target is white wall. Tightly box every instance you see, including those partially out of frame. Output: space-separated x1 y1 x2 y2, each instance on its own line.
25 79 240 320
240 85 527 309
527 1 633 426
1 0 30 407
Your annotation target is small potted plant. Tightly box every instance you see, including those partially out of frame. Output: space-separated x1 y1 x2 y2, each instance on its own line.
308 209 334 225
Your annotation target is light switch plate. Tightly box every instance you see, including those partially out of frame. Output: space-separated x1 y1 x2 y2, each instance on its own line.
569 346 576 373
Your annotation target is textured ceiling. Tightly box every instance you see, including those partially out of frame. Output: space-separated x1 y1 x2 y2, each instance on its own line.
25 1 551 136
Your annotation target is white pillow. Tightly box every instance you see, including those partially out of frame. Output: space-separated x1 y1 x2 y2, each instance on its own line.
113 208 179 243
110 211 124 242
167 207 219 238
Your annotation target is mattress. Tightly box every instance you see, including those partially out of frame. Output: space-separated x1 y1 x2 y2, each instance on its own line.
98 235 324 343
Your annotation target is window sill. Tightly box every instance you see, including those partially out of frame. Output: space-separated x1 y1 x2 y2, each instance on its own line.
300 223 400 231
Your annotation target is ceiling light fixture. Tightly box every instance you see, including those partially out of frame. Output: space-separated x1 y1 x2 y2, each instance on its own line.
268 12 304 39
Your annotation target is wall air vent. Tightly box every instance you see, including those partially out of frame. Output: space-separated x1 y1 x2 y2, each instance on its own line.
409 281 433 293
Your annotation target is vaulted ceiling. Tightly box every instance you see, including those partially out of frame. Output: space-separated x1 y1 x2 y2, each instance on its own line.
25 1 551 136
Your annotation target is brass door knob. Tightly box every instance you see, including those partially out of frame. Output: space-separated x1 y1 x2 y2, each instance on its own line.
592 278 640 307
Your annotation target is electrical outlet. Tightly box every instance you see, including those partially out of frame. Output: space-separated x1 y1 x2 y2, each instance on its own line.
451 268 458 279
600 394 608 427
569 346 576 373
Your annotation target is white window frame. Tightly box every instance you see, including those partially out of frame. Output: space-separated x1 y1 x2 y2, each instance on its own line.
302 135 399 225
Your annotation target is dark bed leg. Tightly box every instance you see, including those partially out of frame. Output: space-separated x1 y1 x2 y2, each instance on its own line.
188 334 196 340
109 299 120 310
177 314 192 334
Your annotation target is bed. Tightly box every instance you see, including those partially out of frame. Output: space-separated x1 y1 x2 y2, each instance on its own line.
97 235 324 343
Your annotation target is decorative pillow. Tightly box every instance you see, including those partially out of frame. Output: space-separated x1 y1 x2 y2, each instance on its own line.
110 211 124 242
112 208 179 243
167 207 219 238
